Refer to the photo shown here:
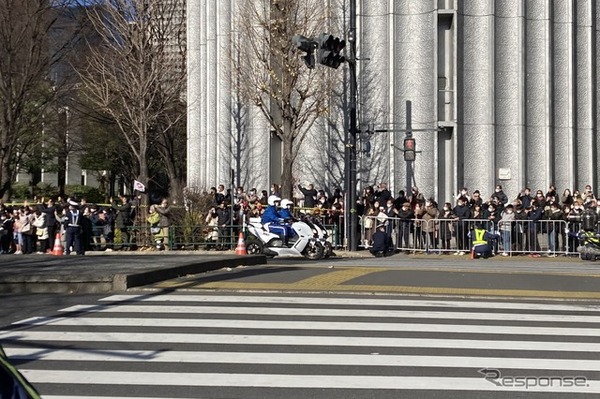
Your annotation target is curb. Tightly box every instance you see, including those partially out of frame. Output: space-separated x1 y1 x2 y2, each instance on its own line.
0 255 267 294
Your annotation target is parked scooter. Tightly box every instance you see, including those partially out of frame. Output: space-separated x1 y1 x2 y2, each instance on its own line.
246 218 324 259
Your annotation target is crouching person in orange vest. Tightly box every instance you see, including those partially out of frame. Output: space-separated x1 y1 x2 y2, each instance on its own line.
469 223 499 259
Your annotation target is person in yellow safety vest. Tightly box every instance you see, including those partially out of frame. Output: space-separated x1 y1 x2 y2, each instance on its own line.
0 344 41 399
469 223 500 259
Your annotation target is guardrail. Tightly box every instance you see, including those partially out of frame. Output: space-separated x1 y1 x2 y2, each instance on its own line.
52 215 586 257
360 216 582 257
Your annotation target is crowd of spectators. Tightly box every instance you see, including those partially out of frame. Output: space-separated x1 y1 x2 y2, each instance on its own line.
3 181 595 256
203 180 599 257
358 183 598 257
203 183 344 229
0 195 172 255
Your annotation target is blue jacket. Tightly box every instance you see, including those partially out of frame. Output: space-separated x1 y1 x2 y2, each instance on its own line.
261 205 282 224
371 229 392 252
279 208 293 220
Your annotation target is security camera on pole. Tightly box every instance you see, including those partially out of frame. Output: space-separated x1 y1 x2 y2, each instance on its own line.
291 35 318 69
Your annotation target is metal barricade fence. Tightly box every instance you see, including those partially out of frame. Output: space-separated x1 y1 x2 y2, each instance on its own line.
82 216 581 255
296 212 344 249
360 216 580 257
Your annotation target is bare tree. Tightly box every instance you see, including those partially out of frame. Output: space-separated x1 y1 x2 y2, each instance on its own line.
234 0 340 198
153 100 186 203
0 0 81 200
78 0 186 201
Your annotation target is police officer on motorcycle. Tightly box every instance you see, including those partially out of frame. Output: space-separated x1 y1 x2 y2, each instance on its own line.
262 196 288 244
279 199 295 221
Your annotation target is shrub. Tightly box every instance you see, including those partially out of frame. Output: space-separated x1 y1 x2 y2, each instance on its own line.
10 183 31 201
171 188 215 247
65 185 104 204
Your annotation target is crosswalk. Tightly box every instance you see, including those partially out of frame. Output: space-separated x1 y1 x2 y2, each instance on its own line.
1 293 599 398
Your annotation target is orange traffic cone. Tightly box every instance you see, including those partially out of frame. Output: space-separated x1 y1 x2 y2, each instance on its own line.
52 233 64 256
235 232 247 255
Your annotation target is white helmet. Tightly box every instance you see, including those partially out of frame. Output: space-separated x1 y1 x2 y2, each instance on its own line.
268 195 281 206
281 199 293 208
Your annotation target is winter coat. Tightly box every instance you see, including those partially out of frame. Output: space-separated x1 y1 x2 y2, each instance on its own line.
261 205 281 225
298 185 317 208
112 201 132 229
419 206 439 233
498 211 515 232
154 205 172 227
33 213 48 240
453 204 472 220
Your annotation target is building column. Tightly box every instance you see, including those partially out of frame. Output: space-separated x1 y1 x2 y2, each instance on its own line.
459 0 495 194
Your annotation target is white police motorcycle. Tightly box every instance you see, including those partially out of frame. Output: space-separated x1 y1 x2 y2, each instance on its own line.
245 198 324 259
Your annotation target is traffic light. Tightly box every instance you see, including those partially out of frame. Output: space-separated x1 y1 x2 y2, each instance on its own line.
292 35 317 69
403 137 416 161
317 33 346 69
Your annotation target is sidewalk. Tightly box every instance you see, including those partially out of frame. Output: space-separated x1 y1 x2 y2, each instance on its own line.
1 249 597 296
0 252 266 294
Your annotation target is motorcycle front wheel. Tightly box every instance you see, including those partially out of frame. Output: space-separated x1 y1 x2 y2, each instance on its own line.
323 241 333 258
246 240 263 255
303 241 324 260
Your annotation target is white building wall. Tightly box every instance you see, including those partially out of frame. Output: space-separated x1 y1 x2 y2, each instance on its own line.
187 0 600 202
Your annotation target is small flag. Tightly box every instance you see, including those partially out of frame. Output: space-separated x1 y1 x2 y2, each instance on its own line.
134 180 146 192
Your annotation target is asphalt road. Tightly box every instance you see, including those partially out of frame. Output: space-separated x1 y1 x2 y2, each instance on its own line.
1 291 599 399
149 253 600 300
1 253 599 399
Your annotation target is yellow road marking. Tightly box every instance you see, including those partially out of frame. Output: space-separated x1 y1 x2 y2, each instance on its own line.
151 266 600 299
154 267 385 290
288 267 388 287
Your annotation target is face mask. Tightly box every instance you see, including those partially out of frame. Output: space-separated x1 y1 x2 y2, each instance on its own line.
443 207 448 211
506 209 513 214
488 208 493 212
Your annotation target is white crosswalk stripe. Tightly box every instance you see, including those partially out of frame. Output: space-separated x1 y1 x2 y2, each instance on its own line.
1 293 599 398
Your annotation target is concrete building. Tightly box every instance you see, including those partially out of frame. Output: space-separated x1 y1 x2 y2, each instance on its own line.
187 0 600 203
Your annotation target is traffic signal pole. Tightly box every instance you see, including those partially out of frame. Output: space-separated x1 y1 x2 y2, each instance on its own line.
345 0 358 251
292 7 357 250
405 100 413 195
